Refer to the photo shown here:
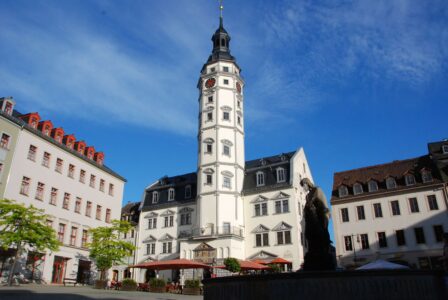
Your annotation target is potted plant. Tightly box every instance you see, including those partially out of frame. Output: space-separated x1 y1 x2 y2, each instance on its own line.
121 278 137 291
183 279 201 295
149 278 166 293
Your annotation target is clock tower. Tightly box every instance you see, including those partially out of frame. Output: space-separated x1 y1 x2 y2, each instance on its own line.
195 12 246 259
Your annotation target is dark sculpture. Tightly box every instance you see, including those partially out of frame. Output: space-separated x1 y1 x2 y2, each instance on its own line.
301 178 335 271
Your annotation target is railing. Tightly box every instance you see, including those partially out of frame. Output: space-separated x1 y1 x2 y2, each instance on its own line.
190 226 244 238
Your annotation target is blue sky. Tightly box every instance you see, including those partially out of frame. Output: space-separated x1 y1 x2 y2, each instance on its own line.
1 0 447 239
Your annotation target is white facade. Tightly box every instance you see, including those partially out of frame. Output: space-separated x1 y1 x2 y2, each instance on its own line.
0 98 125 283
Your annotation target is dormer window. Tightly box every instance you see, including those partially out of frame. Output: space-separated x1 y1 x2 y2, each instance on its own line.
43 125 51 136
338 185 348 197
0 133 10 149
152 191 159 204
168 188 175 201
185 185 191 199
276 167 286 183
256 171 265 187
30 118 38 129
368 180 378 192
386 177 396 189
443 145 448 154
4 101 13 115
353 183 363 195
421 170 433 183
405 174 415 186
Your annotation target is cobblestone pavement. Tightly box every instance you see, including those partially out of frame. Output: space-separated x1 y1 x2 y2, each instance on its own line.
0 284 204 300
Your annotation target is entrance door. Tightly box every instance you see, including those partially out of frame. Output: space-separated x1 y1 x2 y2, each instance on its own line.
76 260 92 284
52 256 67 283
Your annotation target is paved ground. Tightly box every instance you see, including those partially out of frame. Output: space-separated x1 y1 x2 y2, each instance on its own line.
0 284 203 300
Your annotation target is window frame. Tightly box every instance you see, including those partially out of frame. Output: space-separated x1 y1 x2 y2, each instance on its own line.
256 171 265 187
276 167 286 183
373 203 383 218
390 200 401 216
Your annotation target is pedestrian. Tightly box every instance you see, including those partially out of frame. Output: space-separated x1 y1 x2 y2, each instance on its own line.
179 272 185 294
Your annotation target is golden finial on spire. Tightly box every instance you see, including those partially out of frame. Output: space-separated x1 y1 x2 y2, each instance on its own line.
219 0 224 18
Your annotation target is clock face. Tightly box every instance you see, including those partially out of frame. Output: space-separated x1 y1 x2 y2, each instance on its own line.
205 78 216 89
236 82 242 94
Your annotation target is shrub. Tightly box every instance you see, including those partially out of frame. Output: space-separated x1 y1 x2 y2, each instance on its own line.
224 257 241 273
121 278 137 290
268 264 282 273
185 279 200 288
150 278 166 288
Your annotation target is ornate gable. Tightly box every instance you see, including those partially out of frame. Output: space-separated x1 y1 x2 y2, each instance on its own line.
251 224 270 233
160 209 175 217
144 212 158 218
272 192 290 200
248 250 278 260
159 234 174 241
272 221 292 231
142 235 157 243
194 242 215 251
250 195 268 203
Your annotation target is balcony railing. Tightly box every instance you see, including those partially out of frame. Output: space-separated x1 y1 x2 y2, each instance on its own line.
188 226 244 238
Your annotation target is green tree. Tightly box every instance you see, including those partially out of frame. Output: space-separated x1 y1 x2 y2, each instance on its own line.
224 257 241 273
0 199 60 286
88 220 135 280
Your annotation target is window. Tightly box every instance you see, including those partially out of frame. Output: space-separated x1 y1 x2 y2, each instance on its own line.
58 223 65 243
223 66 229 72
168 188 175 201
368 181 378 192
373 203 383 218
43 125 51 136
164 216 174 227
353 183 363 195
427 195 438 210
255 233 269 247
0 163 3 178
206 174 213 185
341 208 349 222
55 158 63 173
131 230 135 238
63 193 70 210
414 227 426 244
360 234 369 249
207 112 213 121
405 174 415 186
79 170 86 183
99 179 105 192
256 172 265 187
20 176 31 196
275 200 289 214
223 145 230 156
421 170 433 183
50 187 58 205
96 205 102 220
223 176 231 188
0 133 10 149
386 177 396 189
277 231 291 245
254 203 268 216
338 186 348 197
237 116 241 125
70 227 77 246
180 213 191 225
185 185 191 199
210 67 215 73
206 144 213 154
391 200 400 216
207 96 213 103
344 236 353 251
42 152 50 168
81 230 88 248
86 201 92 217
223 79 229 85
68 164 75 178
223 112 230 120
277 168 286 183
396 229 406 246
356 205 365 220
108 184 114 196
152 192 159 203
378 232 387 248
105 209 111 223
27 145 37 161
147 243 155 255
90 175 96 188
162 242 172 254
148 218 157 229
35 182 45 201
237 101 241 108
433 225 444 242
443 145 448 154
75 198 82 213
408 198 419 213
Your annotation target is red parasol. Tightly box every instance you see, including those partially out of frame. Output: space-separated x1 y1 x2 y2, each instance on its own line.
270 258 291 264
130 259 211 270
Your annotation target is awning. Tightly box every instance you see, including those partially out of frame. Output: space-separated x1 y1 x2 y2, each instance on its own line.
129 259 211 270
270 257 291 264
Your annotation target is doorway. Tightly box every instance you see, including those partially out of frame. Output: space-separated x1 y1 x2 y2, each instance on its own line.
76 260 92 284
52 256 67 283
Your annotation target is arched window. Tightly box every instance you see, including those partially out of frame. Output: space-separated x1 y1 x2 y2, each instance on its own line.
405 174 415 186
353 183 363 195
152 191 159 203
256 171 265 187
386 177 396 189
168 188 175 201
368 180 378 192
276 167 286 183
338 185 348 197
221 38 225 47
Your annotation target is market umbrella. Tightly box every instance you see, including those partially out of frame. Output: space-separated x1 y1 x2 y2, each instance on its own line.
356 259 410 270
215 260 270 270
130 259 211 270
270 258 291 264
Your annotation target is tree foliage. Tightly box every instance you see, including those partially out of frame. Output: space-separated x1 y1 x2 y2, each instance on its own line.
88 220 135 280
0 199 60 285
224 257 241 273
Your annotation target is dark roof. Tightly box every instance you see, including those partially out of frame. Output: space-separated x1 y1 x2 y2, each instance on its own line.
0 109 126 181
121 201 140 215
428 140 448 181
203 17 236 69
331 155 442 202
121 201 140 226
